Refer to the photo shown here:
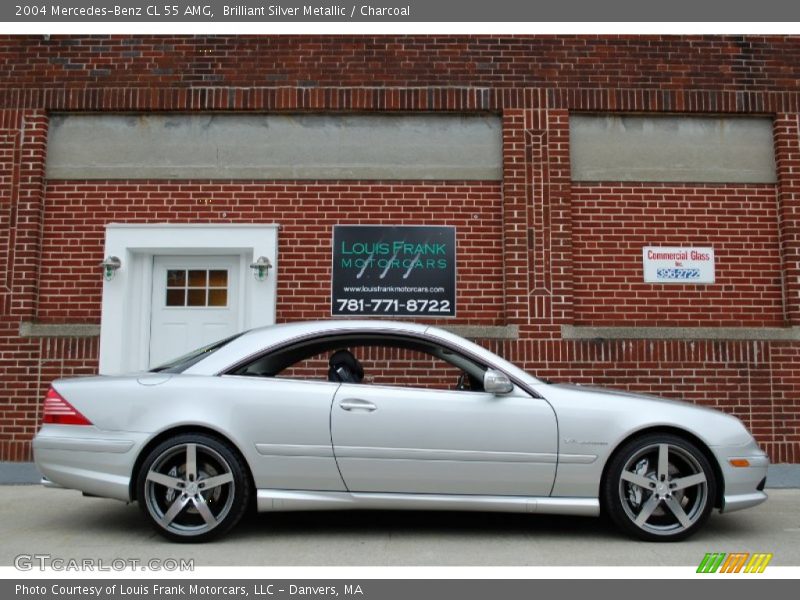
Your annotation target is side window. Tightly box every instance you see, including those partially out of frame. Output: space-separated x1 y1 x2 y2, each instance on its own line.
361 346 463 391
278 345 482 392
231 335 489 392
278 352 329 381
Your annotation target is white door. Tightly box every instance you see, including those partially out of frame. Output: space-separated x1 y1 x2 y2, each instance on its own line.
149 255 241 368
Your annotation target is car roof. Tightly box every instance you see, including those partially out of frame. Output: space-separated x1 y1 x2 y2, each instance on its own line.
246 319 430 339
183 320 434 375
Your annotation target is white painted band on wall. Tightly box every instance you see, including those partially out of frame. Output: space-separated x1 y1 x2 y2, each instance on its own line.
46 113 503 181
570 115 777 183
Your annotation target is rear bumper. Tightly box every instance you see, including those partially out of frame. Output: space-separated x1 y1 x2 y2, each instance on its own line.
33 425 148 502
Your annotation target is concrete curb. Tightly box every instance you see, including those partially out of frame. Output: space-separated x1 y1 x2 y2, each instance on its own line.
3 462 799 488
763 464 800 488
0 462 42 484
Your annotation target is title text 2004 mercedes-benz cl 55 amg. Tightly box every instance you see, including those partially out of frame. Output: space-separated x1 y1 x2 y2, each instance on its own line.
33 320 768 542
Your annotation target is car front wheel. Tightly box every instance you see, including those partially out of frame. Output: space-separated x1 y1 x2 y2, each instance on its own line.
603 433 717 542
136 433 251 542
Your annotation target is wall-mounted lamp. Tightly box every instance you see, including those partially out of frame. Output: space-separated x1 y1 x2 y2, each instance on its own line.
100 256 121 281
249 256 273 281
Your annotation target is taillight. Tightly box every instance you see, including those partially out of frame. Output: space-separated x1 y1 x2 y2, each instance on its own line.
42 387 92 425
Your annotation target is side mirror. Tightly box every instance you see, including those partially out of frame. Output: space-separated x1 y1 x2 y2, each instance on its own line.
483 369 514 394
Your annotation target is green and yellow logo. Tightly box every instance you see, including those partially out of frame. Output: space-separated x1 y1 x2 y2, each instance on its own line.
697 552 773 573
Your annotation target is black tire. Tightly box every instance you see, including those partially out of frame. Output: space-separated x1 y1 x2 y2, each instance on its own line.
602 433 717 542
136 432 251 542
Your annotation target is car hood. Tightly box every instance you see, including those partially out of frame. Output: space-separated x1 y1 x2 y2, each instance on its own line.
544 382 693 406
535 382 755 448
542 382 725 415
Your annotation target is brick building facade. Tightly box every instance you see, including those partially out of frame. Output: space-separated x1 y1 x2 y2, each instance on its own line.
0 35 799 462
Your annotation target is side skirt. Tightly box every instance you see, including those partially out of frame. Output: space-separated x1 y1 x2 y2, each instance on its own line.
256 489 599 516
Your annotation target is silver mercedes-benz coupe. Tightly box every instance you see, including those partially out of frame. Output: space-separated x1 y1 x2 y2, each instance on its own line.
34 320 768 542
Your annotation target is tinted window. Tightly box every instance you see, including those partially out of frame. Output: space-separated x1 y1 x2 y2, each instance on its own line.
230 334 488 392
150 332 244 374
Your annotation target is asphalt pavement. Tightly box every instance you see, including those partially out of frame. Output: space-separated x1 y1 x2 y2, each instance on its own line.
0 483 798 566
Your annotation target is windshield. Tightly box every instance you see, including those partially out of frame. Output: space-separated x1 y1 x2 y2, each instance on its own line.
150 332 245 373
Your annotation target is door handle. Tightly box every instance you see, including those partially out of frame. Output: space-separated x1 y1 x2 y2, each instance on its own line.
339 399 377 412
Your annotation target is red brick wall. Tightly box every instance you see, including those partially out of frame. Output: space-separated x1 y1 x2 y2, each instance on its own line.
0 109 48 461
770 343 800 462
0 35 799 464
2 36 800 91
775 115 800 325
40 181 504 324
571 183 784 326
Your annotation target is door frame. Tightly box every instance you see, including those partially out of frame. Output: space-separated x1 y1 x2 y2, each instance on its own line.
99 224 279 375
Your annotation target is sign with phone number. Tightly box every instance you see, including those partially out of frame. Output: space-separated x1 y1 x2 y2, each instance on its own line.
643 246 715 284
331 225 456 317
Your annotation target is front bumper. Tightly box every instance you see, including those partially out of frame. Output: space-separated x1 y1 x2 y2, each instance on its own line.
712 441 770 514
723 490 768 512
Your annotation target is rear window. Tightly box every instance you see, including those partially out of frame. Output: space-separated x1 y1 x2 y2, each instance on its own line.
150 332 244 374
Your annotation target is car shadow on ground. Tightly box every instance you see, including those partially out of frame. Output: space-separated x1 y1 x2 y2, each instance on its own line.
235 509 610 538
233 507 760 540
71 502 618 541
24 489 765 548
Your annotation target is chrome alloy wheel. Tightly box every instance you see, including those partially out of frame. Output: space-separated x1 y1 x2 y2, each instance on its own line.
618 442 709 537
144 442 235 537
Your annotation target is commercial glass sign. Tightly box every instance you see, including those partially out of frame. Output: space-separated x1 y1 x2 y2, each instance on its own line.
643 246 715 284
331 225 456 317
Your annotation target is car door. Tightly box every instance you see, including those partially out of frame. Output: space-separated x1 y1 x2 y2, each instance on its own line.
219 376 347 492
330 382 558 496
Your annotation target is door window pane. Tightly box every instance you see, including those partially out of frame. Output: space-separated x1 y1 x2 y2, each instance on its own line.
188 270 207 287
167 270 186 287
208 270 228 287
208 289 228 307
164 268 228 308
187 289 206 306
165 288 185 306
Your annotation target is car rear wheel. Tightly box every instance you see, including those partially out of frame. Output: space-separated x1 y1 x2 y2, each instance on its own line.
603 433 717 542
136 433 251 542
